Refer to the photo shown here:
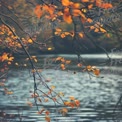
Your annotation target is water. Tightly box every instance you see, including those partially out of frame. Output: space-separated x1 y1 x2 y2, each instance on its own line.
0 54 122 122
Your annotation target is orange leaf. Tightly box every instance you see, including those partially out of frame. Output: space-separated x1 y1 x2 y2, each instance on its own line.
63 14 72 24
94 28 99 32
61 0 70 6
28 39 33 43
69 96 75 100
72 9 81 17
63 8 72 24
45 111 50 115
79 32 84 38
88 4 93 9
93 69 100 76
34 5 43 18
81 0 89 2
74 100 80 107
61 33 66 38
60 64 65 70
72 3 80 9
45 116 51 122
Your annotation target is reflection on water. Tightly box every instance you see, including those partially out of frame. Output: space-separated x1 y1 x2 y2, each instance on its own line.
0 55 122 122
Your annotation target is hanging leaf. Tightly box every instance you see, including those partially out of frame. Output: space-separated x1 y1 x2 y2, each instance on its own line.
34 5 43 18
61 0 70 6
63 8 72 24
45 116 51 122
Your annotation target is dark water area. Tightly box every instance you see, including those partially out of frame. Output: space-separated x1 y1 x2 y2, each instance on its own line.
0 54 122 122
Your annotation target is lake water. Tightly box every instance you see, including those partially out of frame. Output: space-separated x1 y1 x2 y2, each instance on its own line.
0 54 122 122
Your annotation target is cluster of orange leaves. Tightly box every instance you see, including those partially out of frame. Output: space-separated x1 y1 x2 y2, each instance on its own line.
64 96 80 108
55 57 71 70
86 65 100 76
77 63 100 76
89 22 107 33
0 25 33 51
0 52 14 65
55 28 84 39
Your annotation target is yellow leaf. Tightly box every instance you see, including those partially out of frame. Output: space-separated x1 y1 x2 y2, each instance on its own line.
56 57 62 61
48 48 52 51
69 96 75 100
99 28 106 33
65 60 71 64
51 85 55 90
79 32 84 38
8 62 11 65
34 58 38 62
28 39 33 43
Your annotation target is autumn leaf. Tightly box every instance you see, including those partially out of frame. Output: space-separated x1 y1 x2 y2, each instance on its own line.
74 100 80 107
65 60 71 64
87 18 93 23
45 111 50 115
51 85 55 90
81 0 89 2
48 47 52 51
72 9 81 17
1 53 8 62
88 4 93 9
86 65 92 71
55 57 62 61
60 108 68 116
28 39 33 43
61 33 66 38
69 96 75 100
60 64 65 70
61 0 70 6
45 116 51 122
72 3 80 9
34 5 43 18
94 28 99 32
79 32 84 38
93 69 100 76
63 8 72 24
63 14 72 24
99 27 106 33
